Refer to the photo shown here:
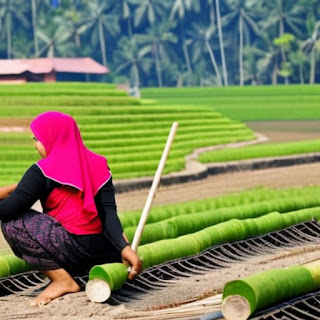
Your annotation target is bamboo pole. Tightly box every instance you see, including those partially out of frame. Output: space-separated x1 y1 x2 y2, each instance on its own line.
131 121 179 253
86 122 178 303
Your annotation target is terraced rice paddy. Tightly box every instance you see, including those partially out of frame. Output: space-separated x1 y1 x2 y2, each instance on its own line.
0 83 255 185
142 85 320 121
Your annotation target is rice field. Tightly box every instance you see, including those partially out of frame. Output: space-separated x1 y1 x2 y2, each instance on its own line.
142 85 320 121
0 83 255 185
199 138 320 163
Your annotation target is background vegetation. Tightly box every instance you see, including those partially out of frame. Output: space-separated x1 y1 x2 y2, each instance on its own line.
1 0 320 87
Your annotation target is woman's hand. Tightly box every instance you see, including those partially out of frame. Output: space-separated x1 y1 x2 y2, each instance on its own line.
121 245 142 280
0 184 17 200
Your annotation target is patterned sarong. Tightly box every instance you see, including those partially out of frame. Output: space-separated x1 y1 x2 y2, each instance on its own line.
1 210 121 276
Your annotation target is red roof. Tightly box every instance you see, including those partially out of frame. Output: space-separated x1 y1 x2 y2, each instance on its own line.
0 57 109 75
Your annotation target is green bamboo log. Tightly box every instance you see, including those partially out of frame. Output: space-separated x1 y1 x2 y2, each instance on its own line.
124 197 320 245
88 208 320 297
222 260 320 320
119 186 320 229
0 254 31 278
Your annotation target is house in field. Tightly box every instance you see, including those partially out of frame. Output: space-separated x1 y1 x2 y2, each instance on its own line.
0 57 109 83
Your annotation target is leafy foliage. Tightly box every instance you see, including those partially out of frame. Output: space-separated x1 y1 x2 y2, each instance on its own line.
1 1 320 86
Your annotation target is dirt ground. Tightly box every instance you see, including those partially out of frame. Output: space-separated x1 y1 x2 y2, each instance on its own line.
1 121 320 319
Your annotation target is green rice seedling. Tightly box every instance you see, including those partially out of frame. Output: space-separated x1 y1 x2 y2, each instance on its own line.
199 139 320 163
123 196 320 244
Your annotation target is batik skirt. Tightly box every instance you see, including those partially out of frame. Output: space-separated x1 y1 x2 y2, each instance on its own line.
1 210 121 276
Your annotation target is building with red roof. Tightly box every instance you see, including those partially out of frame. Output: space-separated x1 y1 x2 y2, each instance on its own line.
0 57 109 83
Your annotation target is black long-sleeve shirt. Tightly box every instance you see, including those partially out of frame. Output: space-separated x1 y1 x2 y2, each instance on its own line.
0 164 128 252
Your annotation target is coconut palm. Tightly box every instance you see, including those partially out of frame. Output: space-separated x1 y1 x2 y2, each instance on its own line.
256 34 282 85
109 0 136 38
223 0 262 86
30 0 39 56
169 0 200 83
79 1 120 66
260 0 305 84
36 15 75 57
303 21 320 84
0 0 29 58
130 0 168 28
187 23 222 86
243 45 268 85
135 19 178 87
213 0 228 86
115 36 152 88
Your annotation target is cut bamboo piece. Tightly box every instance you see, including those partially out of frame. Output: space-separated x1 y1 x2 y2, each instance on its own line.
0 254 31 278
221 262 320 320
222 295 251 320
86 122 178 303
85 278 111 303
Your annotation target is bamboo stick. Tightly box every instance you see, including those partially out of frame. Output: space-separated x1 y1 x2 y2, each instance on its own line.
86 122 178 303
131 121 179 253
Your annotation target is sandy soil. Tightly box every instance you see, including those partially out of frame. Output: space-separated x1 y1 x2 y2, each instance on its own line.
1 121 320 319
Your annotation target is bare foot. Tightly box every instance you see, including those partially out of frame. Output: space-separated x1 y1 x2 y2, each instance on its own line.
30 268 80 307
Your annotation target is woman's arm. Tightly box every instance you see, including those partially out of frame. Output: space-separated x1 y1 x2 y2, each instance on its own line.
96 179 142 278
0 165 46 220
0 184 17 200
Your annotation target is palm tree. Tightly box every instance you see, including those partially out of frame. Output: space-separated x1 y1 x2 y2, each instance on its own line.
214 0 228 86
79 1 120 66
36 15 76 57
0 0 29 58
31 0 39 56
223 0 262 86
130 0 168 28
110 0 136 38
187 23 222 86
260 0 305 84
115 36 152 87
289 42 307 84
303 21 320 84
169 0 200 84
135 19 178 87
256 34 282 85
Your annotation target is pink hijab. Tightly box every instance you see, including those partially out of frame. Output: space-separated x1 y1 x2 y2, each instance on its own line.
30 111 111 215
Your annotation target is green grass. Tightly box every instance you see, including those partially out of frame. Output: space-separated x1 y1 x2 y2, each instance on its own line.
0 96 142 107
3 83 319 184
0 82 117 92
0 83 256 185
199 139 320 163
142 85 320 121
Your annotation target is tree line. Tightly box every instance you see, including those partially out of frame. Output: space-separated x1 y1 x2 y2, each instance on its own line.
0 0 319 87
